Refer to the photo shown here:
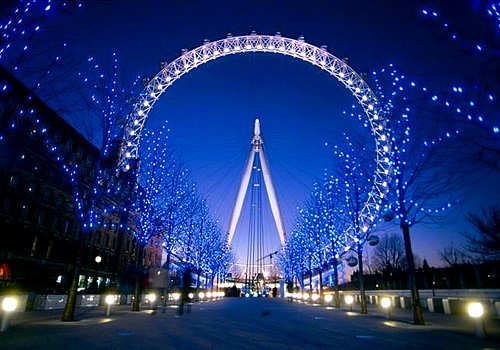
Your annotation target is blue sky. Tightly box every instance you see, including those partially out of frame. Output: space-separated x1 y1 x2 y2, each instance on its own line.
2 0 498 267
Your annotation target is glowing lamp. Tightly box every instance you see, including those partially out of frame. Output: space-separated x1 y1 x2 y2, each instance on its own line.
381 297 391 309
147 293 157 303
345 295 354 305
324 294 333 303
1 297 18 332
1 297 17 312
172 293 180 301
467 302 484 318
105 295 116 305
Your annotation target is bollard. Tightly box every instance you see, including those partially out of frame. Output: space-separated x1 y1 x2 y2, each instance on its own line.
467 302 486 338
381 297 391 319
1 297 18 332
105 295 116 316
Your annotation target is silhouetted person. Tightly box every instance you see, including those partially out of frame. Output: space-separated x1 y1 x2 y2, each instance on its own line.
178 266 192 315
272 286 278 298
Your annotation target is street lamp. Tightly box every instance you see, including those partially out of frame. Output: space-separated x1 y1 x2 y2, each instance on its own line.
324 294 333 306
467 302 485 338
345 295 354 312
104 294 115 316
1 297 17 332
312 293 320 303
172 292 180 305
381 297 391 319
147 293 157 313
93 255 102 293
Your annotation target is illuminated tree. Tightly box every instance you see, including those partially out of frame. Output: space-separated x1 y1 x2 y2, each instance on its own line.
329 134 376 314
313 172 349 307
59 54 140 321
280 218 311 290
368 64 467 325
419 4 500 173
178 195 230 289
0 1 84 115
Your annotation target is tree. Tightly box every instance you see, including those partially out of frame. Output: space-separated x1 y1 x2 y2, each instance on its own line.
330 134 376 314
438 242 468 267
462 207 500 260
133 122 196 309
60 53 140 321
0 1 85 116
372 233 405 272
420 4 500 173
318 173 350 308
368 64 469 325
371 232 406 289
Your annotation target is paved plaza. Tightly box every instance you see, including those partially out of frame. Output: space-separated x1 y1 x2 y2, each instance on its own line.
1 298 499 350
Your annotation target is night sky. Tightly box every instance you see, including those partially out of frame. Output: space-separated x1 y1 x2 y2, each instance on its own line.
2 0 498 268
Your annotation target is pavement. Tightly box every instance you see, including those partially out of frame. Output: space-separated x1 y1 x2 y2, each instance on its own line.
0 298 499 350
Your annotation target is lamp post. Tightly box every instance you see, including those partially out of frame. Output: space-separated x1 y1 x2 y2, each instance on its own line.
324 294 333 307
468 302 486 338
104 295 115 316
147 293 157 313
93 255 102 293
345 295 354 312
1 297 17 332
381 297 392 319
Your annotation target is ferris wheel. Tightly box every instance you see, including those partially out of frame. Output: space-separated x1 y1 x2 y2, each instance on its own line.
118 32 392 254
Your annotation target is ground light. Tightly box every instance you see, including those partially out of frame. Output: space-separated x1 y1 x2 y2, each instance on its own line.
467 302 485 338
172 293 180 305
312 293 320 303
324 294 333 306
380 297 391 319
105 295 116 316
1 297 17 332
199 292 205 301
345 295 354 312
147 293 157 313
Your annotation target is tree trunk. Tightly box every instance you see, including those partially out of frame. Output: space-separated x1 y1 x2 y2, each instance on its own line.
163 252 171 307
131 274 141 311
357 248 368 314
61 263 79 321
401 222 425 325
318 269 323 300
132 244 146 311
333 258 340 308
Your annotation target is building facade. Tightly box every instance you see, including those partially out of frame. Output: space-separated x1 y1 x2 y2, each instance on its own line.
0 66 162 297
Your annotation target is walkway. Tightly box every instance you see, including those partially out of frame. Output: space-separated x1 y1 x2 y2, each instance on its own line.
1 298 499 349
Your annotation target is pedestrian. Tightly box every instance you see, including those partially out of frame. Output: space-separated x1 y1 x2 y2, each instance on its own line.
178 266 192 315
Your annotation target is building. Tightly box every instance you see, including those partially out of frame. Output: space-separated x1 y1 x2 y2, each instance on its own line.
0 66 162 298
